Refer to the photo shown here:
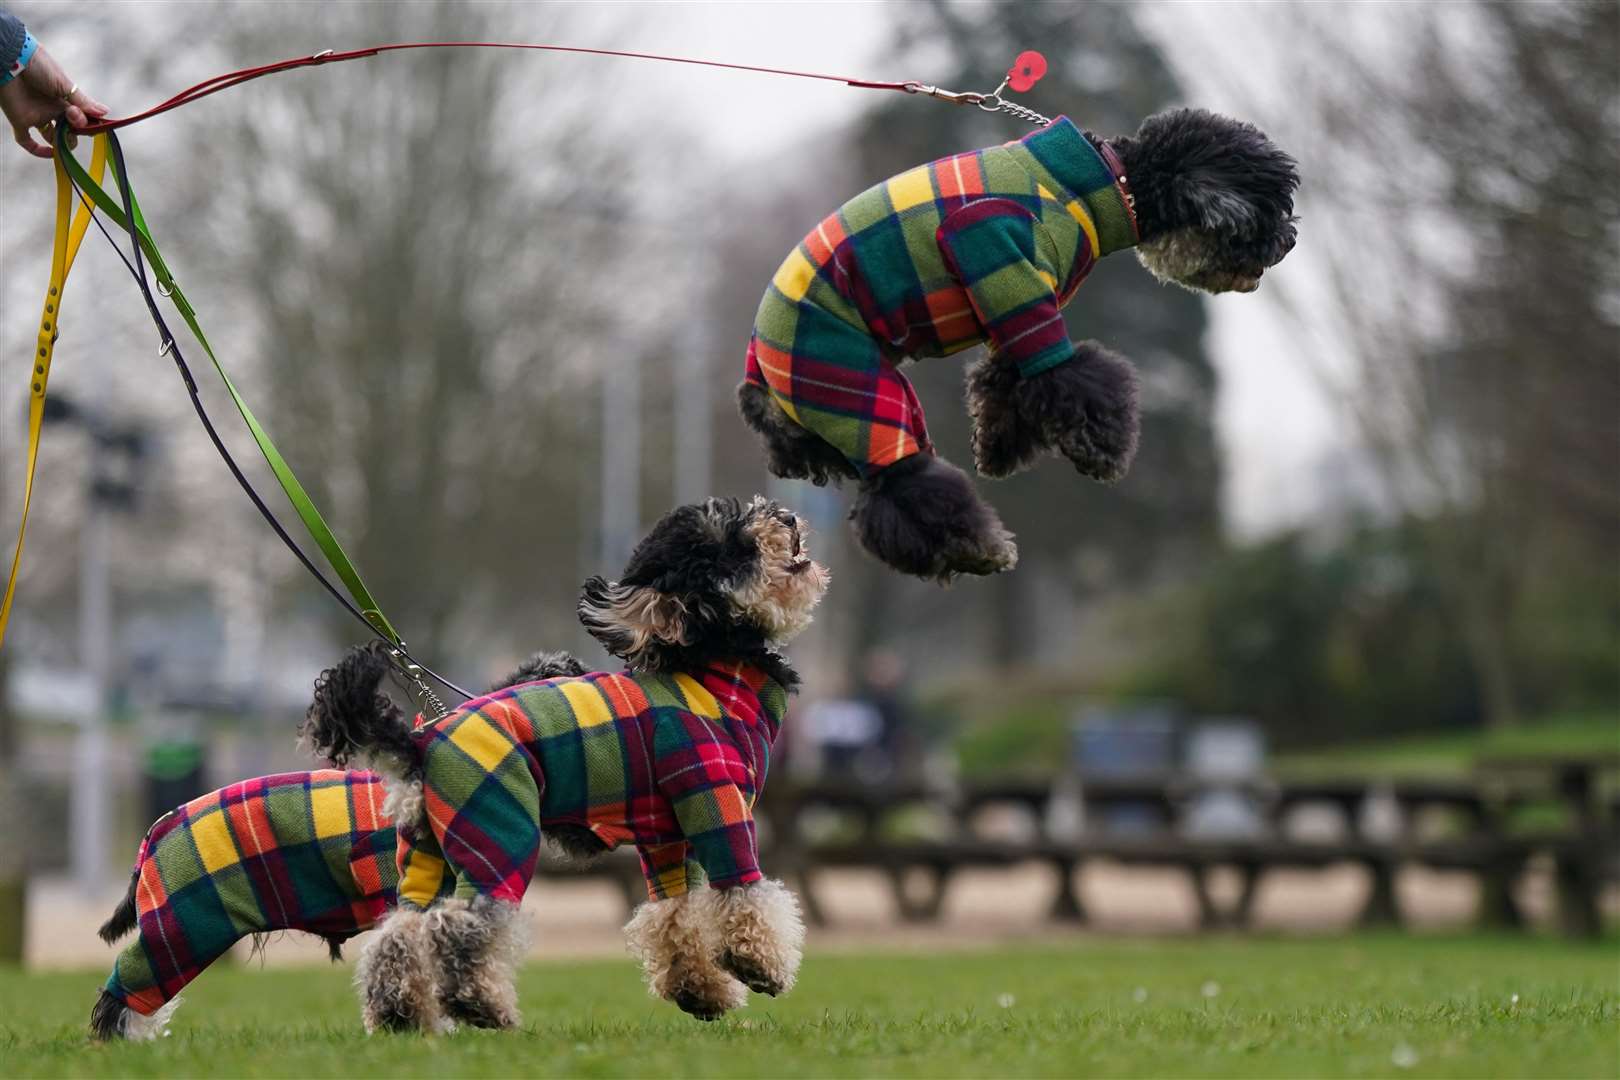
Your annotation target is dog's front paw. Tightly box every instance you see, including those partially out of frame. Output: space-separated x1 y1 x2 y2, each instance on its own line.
1050 343 1140 483
427 896 526 1031
714 879 806 998
356 907 444 1034
720 950 785 997
625 893 748 1021
672 975 748 1021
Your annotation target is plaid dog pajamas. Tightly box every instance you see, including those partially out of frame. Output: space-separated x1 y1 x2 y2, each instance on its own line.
104 770 411 1018
396 662 789 909
744 115 1137 478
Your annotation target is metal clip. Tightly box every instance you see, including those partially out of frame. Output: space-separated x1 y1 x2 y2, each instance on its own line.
157 278 175 298
158 338 175 358
902 82 987 107
312 49 335 61
385 643 450 722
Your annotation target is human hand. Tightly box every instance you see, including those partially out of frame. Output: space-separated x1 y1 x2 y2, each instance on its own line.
0 43 108 159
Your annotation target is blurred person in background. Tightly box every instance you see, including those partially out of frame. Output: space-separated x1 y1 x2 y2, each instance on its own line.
803 648 918 784
1 6 107 158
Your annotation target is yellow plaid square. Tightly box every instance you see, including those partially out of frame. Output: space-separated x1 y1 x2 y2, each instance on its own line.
191 808 240 873
559 680 614 728
451 713 516 773
887 166 935 212
309 782 353 839
771 247 816 303
672 673 721 719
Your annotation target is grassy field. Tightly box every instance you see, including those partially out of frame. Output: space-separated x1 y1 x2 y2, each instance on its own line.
1271 713 1619 778
3 935 1615 1078
950 703 1617 781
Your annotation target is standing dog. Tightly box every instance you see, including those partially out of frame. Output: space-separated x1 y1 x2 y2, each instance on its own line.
87 656 587 1040
739 107 1299 581
89 769 403 1040
302 496 829 1032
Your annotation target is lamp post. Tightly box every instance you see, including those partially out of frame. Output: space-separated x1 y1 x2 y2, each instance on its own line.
40 394 144 893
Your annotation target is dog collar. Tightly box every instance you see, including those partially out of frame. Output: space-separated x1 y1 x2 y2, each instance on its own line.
1097 141 1140 243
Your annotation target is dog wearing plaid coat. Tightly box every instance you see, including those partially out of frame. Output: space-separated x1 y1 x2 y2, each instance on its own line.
87 654 587 1041
88 769 402 1040
739 108 1299 581
302 496 829 1031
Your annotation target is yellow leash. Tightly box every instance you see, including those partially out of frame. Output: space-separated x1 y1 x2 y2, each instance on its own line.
0 135 108 649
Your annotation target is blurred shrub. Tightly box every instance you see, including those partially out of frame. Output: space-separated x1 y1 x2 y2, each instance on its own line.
1123 517 1620 749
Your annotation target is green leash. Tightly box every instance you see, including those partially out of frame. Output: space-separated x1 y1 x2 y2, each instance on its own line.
58 128 467 707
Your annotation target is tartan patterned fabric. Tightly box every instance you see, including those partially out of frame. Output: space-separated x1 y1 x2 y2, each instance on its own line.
398 662 788 907
104 770 404 1017
744 115 1137 477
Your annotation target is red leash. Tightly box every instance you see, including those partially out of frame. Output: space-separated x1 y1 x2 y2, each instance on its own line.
75 41 926 135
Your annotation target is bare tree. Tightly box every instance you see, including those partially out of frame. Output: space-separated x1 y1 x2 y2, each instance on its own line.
1178 1 1620 727
195 1 651 668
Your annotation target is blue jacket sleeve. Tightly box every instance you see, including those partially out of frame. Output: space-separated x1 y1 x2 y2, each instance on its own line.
0 10 26 74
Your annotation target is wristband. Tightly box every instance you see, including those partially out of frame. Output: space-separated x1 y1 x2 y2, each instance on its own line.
1 31 38 88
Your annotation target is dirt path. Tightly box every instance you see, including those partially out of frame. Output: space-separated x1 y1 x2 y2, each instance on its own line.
31 860 1582 973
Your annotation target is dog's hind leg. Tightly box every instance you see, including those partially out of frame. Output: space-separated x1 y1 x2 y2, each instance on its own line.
88 987 183 1041
851 454 1018 582
428 895 528 1029
624 889 747 1021
715 879 806 997
737 378 860 487
355 905 446 1034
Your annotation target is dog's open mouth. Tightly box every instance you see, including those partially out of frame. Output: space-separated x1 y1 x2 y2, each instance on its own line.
788 531 817 574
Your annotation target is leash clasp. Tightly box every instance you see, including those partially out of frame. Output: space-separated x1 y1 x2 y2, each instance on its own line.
902 82 986 107
384 641 451 723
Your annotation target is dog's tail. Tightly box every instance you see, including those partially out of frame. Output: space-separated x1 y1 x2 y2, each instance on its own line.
300 642 421 782
100 810 174 943
97 864 141 944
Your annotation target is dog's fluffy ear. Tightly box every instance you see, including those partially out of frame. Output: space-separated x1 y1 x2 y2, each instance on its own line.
578 576 691 665
1180 175 1262 235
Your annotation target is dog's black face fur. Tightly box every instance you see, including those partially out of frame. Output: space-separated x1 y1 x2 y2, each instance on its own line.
1107 107 1300 294
577 496 828 686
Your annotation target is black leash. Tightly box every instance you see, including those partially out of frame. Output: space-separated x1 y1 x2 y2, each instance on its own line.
71 128 474 705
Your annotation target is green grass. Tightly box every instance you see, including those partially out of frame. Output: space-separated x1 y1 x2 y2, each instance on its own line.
3 936 1616 1077
1273 712 1619 779
947 698 1617 780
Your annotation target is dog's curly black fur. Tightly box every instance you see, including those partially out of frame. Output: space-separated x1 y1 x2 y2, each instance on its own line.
487 650 589 693
849 455 1017 584
737 381 858 487
1105 107 1300 293
300 642 415 774
966 341 1140 481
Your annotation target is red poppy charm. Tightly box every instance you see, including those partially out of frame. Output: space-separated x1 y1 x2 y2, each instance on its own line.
1006 50 1047 94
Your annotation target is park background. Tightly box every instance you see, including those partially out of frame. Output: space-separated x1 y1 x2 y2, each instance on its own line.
0 1 1614 1076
